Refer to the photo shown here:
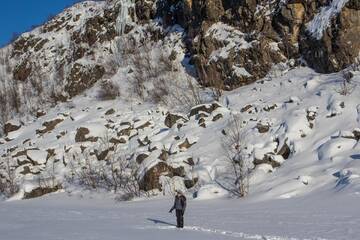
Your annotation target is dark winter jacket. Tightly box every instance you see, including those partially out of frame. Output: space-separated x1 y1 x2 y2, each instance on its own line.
170 195 186 212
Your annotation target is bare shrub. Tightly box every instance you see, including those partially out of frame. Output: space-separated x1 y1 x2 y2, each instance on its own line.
336 71 355 96
167 74 204 112
128 42 176 101
67 150 106 189
66 135 141 199
0 156 19 198
37 159 59 190
97 80 120 100
222 114 250 197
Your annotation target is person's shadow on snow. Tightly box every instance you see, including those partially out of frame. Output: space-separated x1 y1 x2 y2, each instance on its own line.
147 218 176 227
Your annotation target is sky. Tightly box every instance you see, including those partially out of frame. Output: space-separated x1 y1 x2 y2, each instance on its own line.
0 0 81 47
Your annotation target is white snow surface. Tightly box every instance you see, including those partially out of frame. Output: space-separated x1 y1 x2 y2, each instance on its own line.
1 191 360 240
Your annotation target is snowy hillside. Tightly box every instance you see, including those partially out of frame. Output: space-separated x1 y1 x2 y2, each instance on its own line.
0 0 359 237
1 66 359 203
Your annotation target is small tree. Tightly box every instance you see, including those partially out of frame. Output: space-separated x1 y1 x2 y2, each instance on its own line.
222 114 250 197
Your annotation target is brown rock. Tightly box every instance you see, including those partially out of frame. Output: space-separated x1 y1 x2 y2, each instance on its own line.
277 139 291 159
165 113 187 128
36 118 64 135
4 121 21 135
136 153 149 164
178 138 196 150
23 185 62 199
75 127 98 142
139 162 170 191
212 113 223 122
189 102 222 117
105 108 115 115
256 123 270 133
65 63 105 98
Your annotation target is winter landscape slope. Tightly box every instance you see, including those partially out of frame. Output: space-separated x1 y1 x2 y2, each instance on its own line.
0 0 360 239
1 66 360 202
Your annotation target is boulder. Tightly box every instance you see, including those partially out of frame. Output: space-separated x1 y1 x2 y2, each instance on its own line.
105 108 115 115
139 162 187 191
23 185 62 199
256 122 270 133
36 118 64 135
136 153 149 164
164 113 187 128
139 162 171 191
212 113 223 122
189 102 222 117
4 121 21 135
75 127 99 142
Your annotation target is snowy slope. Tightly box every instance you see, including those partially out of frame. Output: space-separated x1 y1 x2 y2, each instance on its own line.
1 66 359 202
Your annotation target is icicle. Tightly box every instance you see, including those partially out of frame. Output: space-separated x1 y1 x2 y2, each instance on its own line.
115 0 136 35
307 0 350 40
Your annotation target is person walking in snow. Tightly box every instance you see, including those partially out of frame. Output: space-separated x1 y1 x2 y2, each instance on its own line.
169 190 187 228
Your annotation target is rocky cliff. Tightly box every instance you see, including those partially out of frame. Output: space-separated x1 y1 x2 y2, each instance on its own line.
0 0 359 123
154 0 360 88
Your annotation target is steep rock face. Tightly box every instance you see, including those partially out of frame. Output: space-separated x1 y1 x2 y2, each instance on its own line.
155 0 360 89
9 1 117 94
301 0 360 73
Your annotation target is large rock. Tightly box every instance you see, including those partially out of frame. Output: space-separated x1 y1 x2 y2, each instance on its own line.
36 118 64 135
164 113 187 128
75 127 99 142
4 121 21 135
65 63 105 98
139 162 186 191
23 185 62 199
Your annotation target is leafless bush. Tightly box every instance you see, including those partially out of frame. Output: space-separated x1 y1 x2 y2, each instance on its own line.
66 136 141 199
67 150 106 189
128 42 175 101
222 114 250 197
336 71 355 96
97 80 120 100
0 156 19 198
166 74 204 112
37 159 59 190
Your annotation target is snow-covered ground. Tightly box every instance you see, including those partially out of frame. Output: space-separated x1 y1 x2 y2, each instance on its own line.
1 66 360 239
1 190 359 240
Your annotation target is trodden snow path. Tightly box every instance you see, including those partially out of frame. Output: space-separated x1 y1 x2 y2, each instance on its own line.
0 192 359 240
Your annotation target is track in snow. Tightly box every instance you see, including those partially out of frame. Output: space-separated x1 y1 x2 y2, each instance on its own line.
136 225 329 240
